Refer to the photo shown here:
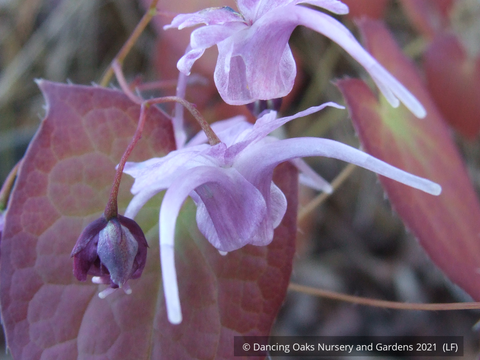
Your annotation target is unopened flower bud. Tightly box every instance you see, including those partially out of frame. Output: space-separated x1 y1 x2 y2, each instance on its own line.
71 215 148 294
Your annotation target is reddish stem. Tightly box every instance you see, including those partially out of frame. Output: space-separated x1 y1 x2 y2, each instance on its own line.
146 96 220 146
112 61 221 146
104 103 149 219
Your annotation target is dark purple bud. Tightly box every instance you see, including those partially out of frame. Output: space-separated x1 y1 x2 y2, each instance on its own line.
246 98 283 118
71 215 148 293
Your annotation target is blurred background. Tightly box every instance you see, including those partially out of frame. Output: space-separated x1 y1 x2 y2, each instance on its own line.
1 0 479 359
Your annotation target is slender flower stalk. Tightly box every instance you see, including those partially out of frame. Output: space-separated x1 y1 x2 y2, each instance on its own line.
99 0 160 87
71 74 152 295
165 0 426 118
71 113 149 296
112 61 221 146
104 99 151 219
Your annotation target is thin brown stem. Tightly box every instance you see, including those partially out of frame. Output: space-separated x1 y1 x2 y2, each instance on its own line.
289 283 480 311
99 0 160 87
135 74 208 92
145 96 221 146
112 60 221 146
104 103 149 219
136 79 178 92
0 160 22 210
112 60 143 104
298 163 357 221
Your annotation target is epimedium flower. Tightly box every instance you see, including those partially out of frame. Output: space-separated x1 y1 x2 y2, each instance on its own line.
122 103 441 324
71 215 148 298
164 0 427 118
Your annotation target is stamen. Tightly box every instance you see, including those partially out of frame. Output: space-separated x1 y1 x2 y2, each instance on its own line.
98 287 117 299
91 276 104 284
122 283 133 295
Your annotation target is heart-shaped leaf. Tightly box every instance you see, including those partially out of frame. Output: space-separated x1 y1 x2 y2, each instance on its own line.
1 81 297 359
337 20 480 301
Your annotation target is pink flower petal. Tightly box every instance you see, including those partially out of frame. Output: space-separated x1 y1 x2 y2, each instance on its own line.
123 146 216 218
226 102 343 158
177 48 206 75
159 165 269 323
186 115 251 147
164 6 245 30
297 0 349 14
214 5 297 104
294 5 427 118
190 22 248 50
235 137 441 196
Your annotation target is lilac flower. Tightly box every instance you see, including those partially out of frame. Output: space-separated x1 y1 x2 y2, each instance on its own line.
71 215 148 298
123 103 440 324
164 0 426 118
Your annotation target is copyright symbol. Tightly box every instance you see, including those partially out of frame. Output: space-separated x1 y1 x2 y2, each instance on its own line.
243 343 251 351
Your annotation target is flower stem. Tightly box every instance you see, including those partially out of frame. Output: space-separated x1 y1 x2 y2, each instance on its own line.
146 96 221 146
104 103 149 219
112 60 221 146
0 160 21 211
289 283 480 311
99 0 160 87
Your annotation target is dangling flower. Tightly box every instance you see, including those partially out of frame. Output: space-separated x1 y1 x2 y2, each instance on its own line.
122 103 441 324
71 215 148 298
165 0 426 118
